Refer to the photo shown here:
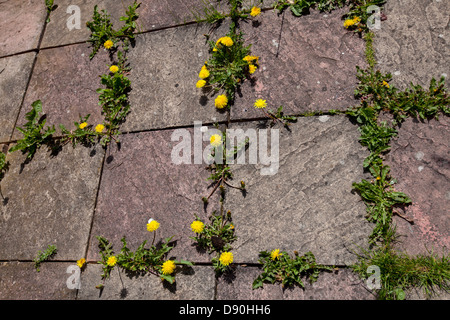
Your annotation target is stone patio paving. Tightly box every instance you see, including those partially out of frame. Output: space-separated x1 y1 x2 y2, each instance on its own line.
0 0 448 301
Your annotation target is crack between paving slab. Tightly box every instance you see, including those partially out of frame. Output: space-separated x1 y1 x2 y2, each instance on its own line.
8 7 50 143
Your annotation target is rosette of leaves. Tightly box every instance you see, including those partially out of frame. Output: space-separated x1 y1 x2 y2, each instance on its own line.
252 250 333 289
9 100 55 160
86 1 141 59
203 31 254 107
59 114 98 147
190 211 236 255
117 236 193 284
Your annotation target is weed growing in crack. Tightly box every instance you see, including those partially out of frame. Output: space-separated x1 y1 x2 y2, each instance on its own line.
96 219 193 289
33 244 57 272
253 250 334 289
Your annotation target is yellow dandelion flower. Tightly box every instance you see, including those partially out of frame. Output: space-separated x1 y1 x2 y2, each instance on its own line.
353 16 361 24
210 134 222 147
196 80 206 88
270 249 281 261
79 122 88 129
254 99 267 109
107 256 117 267
344 19 355 28
104 40 114 49
382 81 390 88
199 65 210 79
376 176 381 180
250 6 261 17
95 124 105 133
219 252 233 266
161 260 176 275
191 220 205 233
220 36 233 47
77 258 86 268
243 55 259 63
215 94 228 109
229 224 234 230
249 64 257 74
147 219 160 232
109 65 119 73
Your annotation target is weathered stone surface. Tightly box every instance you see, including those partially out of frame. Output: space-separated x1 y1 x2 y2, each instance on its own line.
0 53 36 143
374 0 450 90
87 130 221 263
385 116 449 256
0 0 47 57
122 22 230 133
0 262 77 300
216 266 374 300
77 264 215 299
231 8 366 121
223 116 372 265
13 43 110 140
41 0 230 48
0 143 104 260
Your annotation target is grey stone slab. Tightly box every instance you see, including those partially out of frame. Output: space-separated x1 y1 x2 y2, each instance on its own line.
0 0 47 57
41 0 231 48
121 22 230 132
77 264 215 299
385 116 450 256
0 53 36 143
86 130 221 263
12 43 110 140
0 143 105 260
231 8 366 121
223 116 373 265
0 262 77 300
374 0 450 90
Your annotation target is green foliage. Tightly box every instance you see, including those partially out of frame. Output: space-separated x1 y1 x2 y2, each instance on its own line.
59 114 99 147
86 1 141 59
273 0 347 16
45 0 57 23
204 31 254 106
96 61 132 146
345 0 386 32
33 244 57 272
352 245 450 300
265 105 298 128
0 152 7 179
253 250 333 289
9 100 55 160
190 211 236 254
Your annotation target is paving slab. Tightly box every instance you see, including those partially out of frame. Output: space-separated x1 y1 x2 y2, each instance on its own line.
0 143 104 260
41 0 231 48
86 129 221 263
121 22 230 133
374 0 450 90
0 0 47 57
0 262 77 300
0 53 36 143
231 8 366 121
216 265 374 300
12 43 110 140
77 264 215 299
223 116 373 265
384 116 449 257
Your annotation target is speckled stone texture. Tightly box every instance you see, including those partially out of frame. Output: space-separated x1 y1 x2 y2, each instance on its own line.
385 116 449 256
0 143 104 260
223 116 372 265
231 8 366 121
216 266 374 300
0 53 36 143
77 264 215 299
0 0 47 57
86 129 221 263
374 0 450 90
0 262 77 300
12 43 110 140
